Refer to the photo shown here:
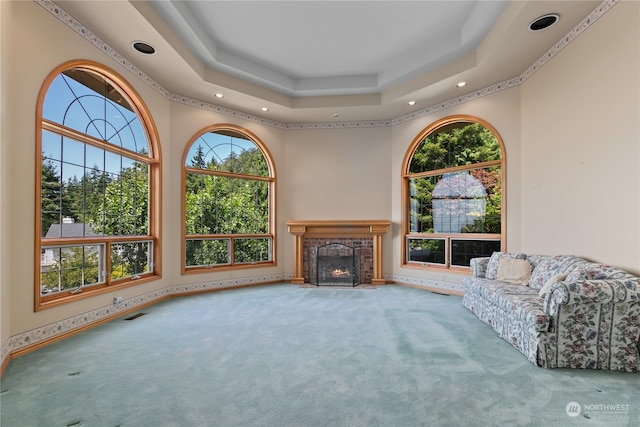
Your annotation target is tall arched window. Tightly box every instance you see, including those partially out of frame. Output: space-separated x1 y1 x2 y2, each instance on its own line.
182 125 276 273
36 61 161 310
402 116 505 270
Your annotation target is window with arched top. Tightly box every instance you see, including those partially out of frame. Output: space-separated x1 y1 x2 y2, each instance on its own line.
182 125 276 273
402 116 505 270
36 61 161 310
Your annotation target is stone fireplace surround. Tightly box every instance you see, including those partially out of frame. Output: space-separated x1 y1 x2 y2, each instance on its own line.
287 220 391 285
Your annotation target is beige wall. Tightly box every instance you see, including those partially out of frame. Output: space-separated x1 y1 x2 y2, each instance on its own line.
0 0 11 363
282 126 393 273
521 1 640 274
165 103 286 285
1 0 639 368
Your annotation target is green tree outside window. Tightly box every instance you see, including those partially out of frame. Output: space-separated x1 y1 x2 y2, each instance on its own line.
405 118 504 268
184 127 275 270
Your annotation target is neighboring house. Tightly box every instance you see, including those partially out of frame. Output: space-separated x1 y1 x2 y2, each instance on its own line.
41 217 99 270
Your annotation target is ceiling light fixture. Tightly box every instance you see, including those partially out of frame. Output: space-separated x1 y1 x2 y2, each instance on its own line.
261 107 269 112
529 14 559 31
131 41 156 55
408 101 417 106
214 93 224 99
456 81 467 88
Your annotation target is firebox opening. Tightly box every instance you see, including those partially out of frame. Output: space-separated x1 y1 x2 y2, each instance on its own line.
312 243 360 287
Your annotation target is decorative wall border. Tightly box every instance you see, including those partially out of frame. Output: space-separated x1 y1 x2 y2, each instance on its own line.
1 273 293 370
385 274 465 294
390 76 523 125
1 270 459 374
35 0 618 130
1 271 455 370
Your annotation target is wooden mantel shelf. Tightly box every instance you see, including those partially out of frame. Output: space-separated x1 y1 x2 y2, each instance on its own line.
287 220 391 285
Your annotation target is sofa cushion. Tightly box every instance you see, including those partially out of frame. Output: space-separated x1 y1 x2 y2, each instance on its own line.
491 287 543 316
527 255 588 290
466 278 538 308
464 278 550 332
497 257 532 285
486 252 527 280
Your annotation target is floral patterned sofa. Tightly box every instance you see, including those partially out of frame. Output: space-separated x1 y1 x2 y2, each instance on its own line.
462 253 640 372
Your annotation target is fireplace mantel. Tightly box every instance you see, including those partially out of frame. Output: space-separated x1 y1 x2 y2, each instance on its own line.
287 220 390 285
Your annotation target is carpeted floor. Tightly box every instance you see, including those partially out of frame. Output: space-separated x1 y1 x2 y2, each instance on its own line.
1 284 638 426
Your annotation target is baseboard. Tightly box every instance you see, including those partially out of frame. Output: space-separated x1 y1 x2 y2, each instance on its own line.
384 274 465 295
1 272 464 376
392 281 464 296
1 339 10 376
0 274 292 377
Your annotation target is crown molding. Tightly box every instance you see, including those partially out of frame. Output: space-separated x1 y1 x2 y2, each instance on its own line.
36 0 617 130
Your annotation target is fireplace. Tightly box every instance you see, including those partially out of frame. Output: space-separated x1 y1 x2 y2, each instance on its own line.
310 243 360 286
287 220 390 285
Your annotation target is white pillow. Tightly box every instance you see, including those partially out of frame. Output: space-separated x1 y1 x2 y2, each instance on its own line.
486 252 527 279
496 257 531 285
538 273 568 297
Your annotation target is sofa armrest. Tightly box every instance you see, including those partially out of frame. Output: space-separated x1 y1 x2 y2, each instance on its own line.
470 257 491 278
545 279 640 315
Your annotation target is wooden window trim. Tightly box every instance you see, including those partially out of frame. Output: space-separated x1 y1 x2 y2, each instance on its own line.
35 60 162 311
401 115 506 271
181 124 277 274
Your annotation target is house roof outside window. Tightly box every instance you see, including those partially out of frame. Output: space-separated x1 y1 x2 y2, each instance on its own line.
45 217 99 239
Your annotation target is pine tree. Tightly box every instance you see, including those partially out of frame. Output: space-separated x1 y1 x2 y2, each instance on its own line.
41 160 62 236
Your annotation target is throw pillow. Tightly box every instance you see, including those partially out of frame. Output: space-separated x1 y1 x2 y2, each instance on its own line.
538 273 568 297
496 257 531 285
486 252 527 280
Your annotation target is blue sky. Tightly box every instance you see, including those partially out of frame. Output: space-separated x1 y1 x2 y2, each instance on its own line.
42 72 148 182
186 131 258 168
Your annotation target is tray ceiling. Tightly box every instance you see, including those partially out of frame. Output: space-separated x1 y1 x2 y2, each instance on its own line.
55 0 601 123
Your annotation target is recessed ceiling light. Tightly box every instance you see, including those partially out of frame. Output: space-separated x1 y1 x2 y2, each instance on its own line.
261 107 269 112
408 101 417 106
215 93 224 99
132 41 155 55
456 81 467 88
529 14 559 31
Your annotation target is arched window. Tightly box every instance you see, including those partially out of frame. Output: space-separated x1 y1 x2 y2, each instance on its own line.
402 116 505 270
182 125 276 273
36 61 161 310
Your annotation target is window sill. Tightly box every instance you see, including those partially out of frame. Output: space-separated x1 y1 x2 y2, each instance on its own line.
182 261 276 275
36 273 161 311
401 262 472 275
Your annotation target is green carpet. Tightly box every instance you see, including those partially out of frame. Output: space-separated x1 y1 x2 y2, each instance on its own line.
1 284 638 426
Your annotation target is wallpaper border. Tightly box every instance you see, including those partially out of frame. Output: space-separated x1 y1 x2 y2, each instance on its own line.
35 0 618 130
1 273 293 365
